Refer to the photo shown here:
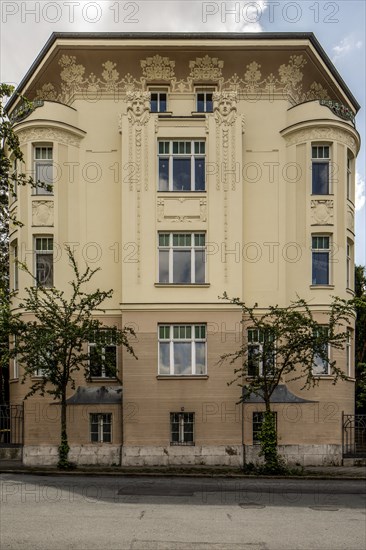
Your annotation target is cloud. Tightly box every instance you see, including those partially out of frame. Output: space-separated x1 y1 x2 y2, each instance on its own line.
332 36 363 63
356 172 366 212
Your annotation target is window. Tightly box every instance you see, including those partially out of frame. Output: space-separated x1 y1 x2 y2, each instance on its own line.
170 412 194 445
13 336 18 379
312 145 330 194
11 241 18 291
346 241 353 289
312 236 330 285
347 151 353 201
313 326 330 375
159 324 206 375
247 329 275 377
89 331 117 378
346 328 352 377
158 233 205 284
11 158 18 202
34 146 53 195
252 412 277 445
90 413 112 443
35 237 53 287
158 141 205 191
196 91 213 113
150 91 167 113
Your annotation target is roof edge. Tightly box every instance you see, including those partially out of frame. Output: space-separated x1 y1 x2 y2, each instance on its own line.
5 31 360 112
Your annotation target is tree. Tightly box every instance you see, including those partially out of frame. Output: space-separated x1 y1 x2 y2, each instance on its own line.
354 265 366 411
220 293 354 473
11 247 137 469
0 83 45 403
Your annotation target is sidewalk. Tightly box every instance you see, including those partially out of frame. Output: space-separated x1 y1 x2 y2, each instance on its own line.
1 461 365 479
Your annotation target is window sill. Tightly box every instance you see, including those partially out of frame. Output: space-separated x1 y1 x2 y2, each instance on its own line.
156 111 173 116
157 190 206 194
310 285 335 289
170 442 195 446
191 111 211 116
157 375 208 380
31 194 54 197
346 287 355 295
311 374 333 379
311 193 334 197
155 283 210 288
89 377 118 382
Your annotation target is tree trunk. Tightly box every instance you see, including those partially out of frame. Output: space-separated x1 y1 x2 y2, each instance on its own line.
259 400 282 472
57 390 71 469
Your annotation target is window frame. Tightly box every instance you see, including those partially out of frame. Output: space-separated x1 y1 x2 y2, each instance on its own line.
149 88 168 113
11 240 19 291
195 88 215 113
346 328 352 377
13 335 18 379
90 413 112 443
247 328 275 378
10 157 18 203
33 145 54 196
311 144 331 195
158 140 206 192
158 324 207 376
346 150 354 202
312 235 331 286
170 412 195 445
158 232 206 284
346 240 353 289
34 236 54 287
312 325 330 376
88 335 118 379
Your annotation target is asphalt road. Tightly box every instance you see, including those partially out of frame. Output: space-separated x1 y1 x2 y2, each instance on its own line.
1 474 365 550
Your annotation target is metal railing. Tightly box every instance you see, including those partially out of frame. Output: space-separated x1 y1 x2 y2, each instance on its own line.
342 413 366 458
0 404 24 446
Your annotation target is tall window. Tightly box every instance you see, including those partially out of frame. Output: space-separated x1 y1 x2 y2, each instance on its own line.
196 91 213 113
150 91 167 113
90 413 112 443
247 328 275 377
170 412 194 445
312 326 329 375
11 241 18 291
346 241 353 289
89 331 117 378
347 151 353 201
312 236 330 285
346 328 352 377
34 146 53 195
35 237 53 287
11 158 18 202
158 233 205 284
158 141 205 191
312 145 330 194
13 335 18 379
159 324 206 375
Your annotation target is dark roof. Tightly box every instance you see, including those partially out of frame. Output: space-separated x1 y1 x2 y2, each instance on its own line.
65 385 122 405
242 384 316 403
6 32 360 112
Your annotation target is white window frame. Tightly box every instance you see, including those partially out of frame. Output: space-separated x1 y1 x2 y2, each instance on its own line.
158 232 206 284
312 144 331 195
88 340 117 379
312 235 331 286
346 241 353 289
346 328 352 377
312 326 330 376
34 236 54 287
149 88 168 113
13 335 18 379
195 88 215 113
10 157 18 203
11 241 19 291
346 150 354 201
170 412 195 445
158 324 207 376
158 140 206 192
33 145 53 195
247 328 275 377
90 413 112 443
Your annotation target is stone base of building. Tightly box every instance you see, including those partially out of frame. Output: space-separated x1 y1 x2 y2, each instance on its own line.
22 445 122 466
245 444 343 466
22 444 343 467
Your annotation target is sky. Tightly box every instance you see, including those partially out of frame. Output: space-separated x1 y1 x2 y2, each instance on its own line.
0 0 365 264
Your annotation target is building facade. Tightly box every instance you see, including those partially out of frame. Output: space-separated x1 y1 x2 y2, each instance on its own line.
7 33 360 466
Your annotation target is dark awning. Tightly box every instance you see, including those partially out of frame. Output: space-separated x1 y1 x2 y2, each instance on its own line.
65 386 122 405
242 384 316 403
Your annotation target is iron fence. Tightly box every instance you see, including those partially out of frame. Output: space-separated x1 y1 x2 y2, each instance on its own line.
342 413 366 458
0 404 24 446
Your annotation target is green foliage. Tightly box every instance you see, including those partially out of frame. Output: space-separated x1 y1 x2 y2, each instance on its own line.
220 293 355 472
11 247 137 468
354 265 366 411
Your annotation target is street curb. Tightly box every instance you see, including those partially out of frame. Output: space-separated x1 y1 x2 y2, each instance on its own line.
1 469 365 480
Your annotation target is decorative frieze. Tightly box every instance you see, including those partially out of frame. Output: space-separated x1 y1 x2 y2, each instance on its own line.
284 127 357 155
16 127 82 148
156 197 207 223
